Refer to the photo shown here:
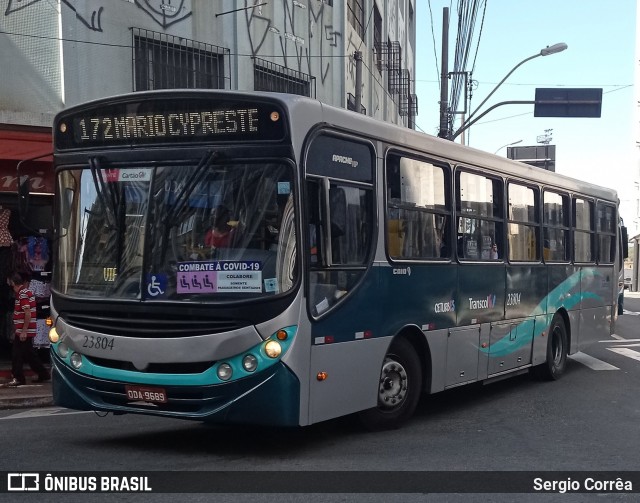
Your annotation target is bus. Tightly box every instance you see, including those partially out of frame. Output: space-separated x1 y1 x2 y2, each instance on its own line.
46 90 626 429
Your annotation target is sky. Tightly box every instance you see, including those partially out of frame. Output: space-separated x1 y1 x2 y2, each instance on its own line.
414 0 637 226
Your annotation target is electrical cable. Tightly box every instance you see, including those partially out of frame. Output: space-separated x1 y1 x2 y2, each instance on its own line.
427 0 441 93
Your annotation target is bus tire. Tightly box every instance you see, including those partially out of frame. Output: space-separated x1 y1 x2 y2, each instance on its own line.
533 315 568 381
358 337 422 431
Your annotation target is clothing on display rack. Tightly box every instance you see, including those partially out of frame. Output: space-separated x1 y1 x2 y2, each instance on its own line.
0 207 12 247
27 236 49 271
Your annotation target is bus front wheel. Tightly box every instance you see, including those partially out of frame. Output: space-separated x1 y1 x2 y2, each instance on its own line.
533 315 568 381
358 337 422 431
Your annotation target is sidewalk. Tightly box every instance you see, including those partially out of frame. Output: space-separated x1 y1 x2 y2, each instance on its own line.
0 363 54 409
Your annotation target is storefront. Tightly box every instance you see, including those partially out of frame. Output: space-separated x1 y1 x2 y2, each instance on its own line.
0 126 54 360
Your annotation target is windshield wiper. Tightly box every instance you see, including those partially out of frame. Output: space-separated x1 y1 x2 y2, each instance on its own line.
164 150 220 227
88 157 117 229
152 150 221 268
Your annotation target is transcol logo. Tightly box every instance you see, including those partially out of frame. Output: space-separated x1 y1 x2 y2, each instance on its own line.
468 294 497 310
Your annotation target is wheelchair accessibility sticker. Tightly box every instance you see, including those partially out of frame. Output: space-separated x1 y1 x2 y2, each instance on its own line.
146 274 167 298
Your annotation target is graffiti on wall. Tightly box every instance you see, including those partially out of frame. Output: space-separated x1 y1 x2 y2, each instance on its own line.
134 0 192 29
5 0 104 32
5 0 194 33
244 0 342 85
5 0 346 92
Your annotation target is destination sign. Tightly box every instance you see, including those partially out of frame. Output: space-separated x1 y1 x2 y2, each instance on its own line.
54 97 287 150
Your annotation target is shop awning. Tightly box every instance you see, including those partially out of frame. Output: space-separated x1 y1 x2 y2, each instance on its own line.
0 128 53 162
0 128 54 194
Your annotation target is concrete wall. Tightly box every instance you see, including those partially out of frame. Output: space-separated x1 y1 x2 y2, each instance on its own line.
1 0 415 128
0 0 63 118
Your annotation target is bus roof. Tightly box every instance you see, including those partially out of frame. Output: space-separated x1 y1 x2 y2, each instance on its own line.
58 89 617 203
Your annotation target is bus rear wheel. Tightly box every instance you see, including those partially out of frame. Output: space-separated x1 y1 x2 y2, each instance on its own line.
533 315 568 381
358 337 422 431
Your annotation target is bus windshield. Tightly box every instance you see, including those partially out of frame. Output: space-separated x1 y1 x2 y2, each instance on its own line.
54 157 297 302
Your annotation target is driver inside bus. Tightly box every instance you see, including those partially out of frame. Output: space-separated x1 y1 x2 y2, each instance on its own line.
205 205 236 249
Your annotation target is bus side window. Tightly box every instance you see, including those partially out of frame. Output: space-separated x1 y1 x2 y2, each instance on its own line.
456 171 503 261
385 154 450 260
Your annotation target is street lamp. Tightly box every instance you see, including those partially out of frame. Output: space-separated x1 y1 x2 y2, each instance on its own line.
494 139 522 155
451 43 567 141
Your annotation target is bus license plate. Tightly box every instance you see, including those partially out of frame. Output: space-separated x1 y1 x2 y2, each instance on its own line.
125 385 167 404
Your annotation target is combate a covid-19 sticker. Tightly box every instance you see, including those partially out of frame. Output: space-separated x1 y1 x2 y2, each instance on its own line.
177 261 262 294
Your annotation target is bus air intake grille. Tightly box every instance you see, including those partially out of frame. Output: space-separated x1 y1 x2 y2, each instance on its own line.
86 356 214 374
60 312 247 337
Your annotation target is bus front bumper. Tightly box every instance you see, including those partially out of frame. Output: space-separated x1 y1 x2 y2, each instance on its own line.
51 351 301 426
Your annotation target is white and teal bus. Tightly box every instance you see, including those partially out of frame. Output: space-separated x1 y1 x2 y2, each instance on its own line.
48 90 626 429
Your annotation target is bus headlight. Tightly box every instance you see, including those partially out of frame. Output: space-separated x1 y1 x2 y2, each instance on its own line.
217 363 233 381
58 343 69 358
242 354 258 372
49 327 60 343
264 340 282 359
70 352 83 369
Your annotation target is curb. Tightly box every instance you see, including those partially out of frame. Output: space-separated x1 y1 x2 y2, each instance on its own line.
0 395 54 409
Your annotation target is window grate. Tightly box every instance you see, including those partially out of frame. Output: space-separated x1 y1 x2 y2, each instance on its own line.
375 41 402 71
347 0 365 40
132 27 230 91
253 57 316 98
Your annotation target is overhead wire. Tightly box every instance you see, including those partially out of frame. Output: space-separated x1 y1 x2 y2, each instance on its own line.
449 0 483 118
427 0 441 93
469 0 487 75
0 29 353 58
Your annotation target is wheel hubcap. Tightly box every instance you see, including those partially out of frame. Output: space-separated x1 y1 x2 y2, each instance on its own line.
552 327 564 367
378 357 408 409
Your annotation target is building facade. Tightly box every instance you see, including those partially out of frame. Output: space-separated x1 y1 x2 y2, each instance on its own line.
1 0 416 130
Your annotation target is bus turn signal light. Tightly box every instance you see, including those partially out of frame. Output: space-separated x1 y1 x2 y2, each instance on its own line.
276 329 288 341
316 372 328 381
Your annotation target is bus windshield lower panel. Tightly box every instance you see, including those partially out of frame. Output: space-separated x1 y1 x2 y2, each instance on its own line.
55 159 297 302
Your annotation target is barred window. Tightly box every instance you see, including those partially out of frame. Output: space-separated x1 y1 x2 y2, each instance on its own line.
348 0 365 40
254 58 315 97
133 29 227 91
373 5 382 72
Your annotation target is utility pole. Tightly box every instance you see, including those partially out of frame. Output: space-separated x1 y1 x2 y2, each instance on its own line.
354 51 363 114
438 7 449 138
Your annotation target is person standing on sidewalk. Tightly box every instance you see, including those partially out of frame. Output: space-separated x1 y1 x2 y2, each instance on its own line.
6 271 49 387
